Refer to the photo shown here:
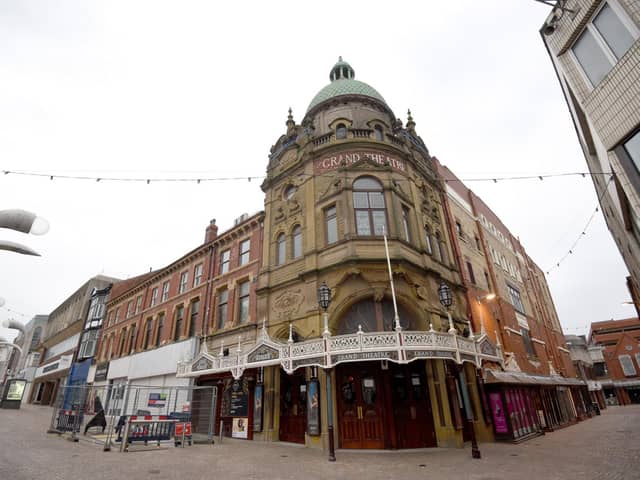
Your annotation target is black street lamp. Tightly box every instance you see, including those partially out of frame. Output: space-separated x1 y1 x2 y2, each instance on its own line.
317 281 335 462
437 280 481 459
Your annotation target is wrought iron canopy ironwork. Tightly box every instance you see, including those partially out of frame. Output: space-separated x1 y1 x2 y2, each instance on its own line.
178 323 503 380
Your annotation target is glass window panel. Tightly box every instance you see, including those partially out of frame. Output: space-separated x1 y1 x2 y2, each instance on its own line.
239 281 250 296
573 28 613 86
326 207 338 244
619 354 637 376
293 226 302 258
356 211 371 235
372 211 387 236
277 234 286 264
593 4 635 60
368 192 385 209
625 130 640 173
353 191 369 208
353 177 382 190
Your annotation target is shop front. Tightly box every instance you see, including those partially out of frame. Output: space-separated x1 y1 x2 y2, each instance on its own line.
31 354 73 405
484 370 585 441
179 323 503 451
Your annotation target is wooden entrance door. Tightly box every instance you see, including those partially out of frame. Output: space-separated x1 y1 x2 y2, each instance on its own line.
279 369 306 443
390 363 437 448
337 364 385 449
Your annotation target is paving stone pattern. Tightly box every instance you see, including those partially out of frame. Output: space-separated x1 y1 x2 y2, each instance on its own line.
1 404 639 480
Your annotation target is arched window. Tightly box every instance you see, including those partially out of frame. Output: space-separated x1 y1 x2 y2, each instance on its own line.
336 298 413 335
292 225 302 259
336 123 347 139
276 233 286 265
283 185 297 200
425 226 434 255
435 232 448 264
374 125 384 141
353 177 387 236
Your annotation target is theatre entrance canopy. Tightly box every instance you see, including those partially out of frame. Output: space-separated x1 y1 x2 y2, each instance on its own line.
177 324 503 380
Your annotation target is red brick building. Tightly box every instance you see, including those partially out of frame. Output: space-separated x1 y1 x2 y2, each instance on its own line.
95 213 264 399
437 159 586 440
589 318 640 405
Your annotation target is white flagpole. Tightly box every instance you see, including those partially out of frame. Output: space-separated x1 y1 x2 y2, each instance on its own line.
382 226 402 331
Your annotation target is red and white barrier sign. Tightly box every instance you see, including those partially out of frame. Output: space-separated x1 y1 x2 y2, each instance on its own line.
175 422 192 436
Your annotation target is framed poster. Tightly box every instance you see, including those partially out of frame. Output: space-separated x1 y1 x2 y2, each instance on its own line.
253 384 263 432
232 417 248 438
489 392 508 434
306 378 320 436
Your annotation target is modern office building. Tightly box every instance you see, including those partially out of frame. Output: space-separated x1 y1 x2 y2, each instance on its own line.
541 0 640 306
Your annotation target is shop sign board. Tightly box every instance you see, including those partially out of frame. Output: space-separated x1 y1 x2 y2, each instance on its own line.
95 362 109 381
331 351 398 364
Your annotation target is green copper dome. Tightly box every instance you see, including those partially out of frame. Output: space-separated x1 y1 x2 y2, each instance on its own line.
307 57 387 112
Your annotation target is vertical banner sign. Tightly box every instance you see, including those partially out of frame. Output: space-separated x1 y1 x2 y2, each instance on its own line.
253 384 263 432
306 378 320 436
489 392 508 433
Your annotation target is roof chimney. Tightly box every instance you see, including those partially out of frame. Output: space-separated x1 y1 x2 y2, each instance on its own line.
205 218 218 244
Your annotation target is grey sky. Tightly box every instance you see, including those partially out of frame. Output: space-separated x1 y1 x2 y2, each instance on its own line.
0 1 632 342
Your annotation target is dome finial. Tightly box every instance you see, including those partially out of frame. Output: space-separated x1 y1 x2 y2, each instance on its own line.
286 107 295 134
406 109 416 133
330 57 355 82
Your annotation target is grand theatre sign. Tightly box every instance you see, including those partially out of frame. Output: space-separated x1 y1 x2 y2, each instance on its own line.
177 325 504 380
314 150 406 173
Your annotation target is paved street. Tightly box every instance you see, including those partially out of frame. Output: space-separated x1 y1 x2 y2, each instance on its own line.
1 404 639 480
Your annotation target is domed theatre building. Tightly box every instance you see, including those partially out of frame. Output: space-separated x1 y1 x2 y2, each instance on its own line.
184 59 503 452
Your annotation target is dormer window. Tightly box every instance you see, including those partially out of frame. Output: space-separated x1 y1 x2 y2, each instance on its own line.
374 125 384 141
336 123 347 140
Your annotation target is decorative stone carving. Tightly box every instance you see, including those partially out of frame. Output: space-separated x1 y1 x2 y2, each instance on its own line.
415 285 429 300
273 290 304 320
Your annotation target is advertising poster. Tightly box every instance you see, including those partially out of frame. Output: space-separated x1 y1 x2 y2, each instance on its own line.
148 393 167 408
6 380 26 401
489 392 508 433
306 379 320 436
228 379 249 417
232 417 248 438
253 384 263 432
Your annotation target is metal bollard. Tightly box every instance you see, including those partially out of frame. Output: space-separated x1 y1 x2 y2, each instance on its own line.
219 420 224 443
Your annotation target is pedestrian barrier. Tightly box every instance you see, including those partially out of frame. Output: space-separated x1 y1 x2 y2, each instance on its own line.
170 412 193 447
47 383 218 452
55 409 83 433
120 415 178 452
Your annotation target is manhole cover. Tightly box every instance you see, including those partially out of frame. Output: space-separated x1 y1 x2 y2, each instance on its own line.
418 464 426 468
280 455 288 458
149 470 160 475
510 453 519 457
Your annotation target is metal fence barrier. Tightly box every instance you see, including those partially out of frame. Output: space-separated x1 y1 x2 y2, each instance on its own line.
48 383 217 452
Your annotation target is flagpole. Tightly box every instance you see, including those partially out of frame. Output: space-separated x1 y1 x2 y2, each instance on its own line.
382 227 402 331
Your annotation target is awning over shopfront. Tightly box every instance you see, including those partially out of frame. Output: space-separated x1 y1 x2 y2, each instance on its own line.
177 323 504 379
614 379 640 388
484 369 586 387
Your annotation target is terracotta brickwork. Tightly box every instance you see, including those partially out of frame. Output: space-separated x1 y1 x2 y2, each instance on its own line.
436 160 573 378
98 214 264 363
